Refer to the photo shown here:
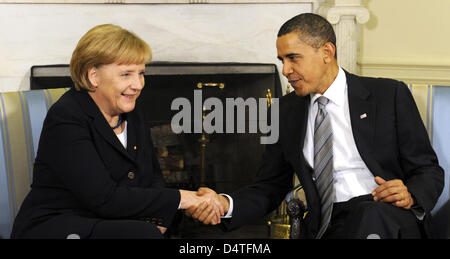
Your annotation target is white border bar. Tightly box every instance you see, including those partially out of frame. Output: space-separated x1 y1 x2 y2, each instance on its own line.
0 0 318 4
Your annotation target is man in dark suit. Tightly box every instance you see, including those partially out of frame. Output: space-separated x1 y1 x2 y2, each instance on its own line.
189 13 444 239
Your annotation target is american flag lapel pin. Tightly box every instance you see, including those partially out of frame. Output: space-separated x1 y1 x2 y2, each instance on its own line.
360 113 367 119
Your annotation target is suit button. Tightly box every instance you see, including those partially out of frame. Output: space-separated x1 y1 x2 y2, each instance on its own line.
127 171 135 180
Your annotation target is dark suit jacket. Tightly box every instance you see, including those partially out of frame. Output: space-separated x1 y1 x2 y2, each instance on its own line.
11 88 180 238
224 71 444 238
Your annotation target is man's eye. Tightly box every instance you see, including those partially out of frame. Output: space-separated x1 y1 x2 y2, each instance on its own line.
139 71 145 76
122 73 129 77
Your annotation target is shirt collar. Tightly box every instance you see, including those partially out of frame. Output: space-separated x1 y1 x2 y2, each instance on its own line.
310 66 347 107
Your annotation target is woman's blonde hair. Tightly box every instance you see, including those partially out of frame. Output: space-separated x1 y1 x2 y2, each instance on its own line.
70 24 152 91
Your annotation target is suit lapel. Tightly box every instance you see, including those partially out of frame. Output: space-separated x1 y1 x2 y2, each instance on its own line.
346 71 375 146
345 71 383 175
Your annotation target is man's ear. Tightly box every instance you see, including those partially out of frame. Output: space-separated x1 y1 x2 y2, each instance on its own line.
87 67 99 88
322 42 336 64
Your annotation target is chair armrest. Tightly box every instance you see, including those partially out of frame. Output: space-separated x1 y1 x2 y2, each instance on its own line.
285 184 307 239
287 198 306 239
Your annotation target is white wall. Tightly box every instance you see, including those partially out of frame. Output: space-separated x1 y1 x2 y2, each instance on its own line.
0 3 312 92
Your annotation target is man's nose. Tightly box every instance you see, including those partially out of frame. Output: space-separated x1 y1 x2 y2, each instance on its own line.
282 62 293 78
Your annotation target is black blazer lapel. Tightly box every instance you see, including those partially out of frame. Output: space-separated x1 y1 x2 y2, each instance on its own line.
72 89 137 163
125 114 139 160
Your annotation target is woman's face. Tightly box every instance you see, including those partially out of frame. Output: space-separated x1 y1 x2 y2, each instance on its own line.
88 63 146 117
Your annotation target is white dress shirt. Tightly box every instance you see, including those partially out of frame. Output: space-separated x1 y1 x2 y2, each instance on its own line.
116 121 128 148
303 67 377 203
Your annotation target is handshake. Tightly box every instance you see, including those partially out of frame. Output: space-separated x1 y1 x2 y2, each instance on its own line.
179 187 230 225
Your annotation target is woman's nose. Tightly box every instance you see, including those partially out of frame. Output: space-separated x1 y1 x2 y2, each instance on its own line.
131 74 145 90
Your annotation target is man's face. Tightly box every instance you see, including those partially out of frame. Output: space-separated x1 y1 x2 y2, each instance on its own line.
276 32 328 96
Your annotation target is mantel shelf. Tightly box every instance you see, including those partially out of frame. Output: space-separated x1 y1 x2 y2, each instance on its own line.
31 62 277 77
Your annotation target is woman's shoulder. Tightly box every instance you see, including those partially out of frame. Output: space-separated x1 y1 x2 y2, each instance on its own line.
46 88 89 121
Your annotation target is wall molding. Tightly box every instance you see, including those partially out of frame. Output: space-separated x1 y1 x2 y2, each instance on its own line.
359 59 450 86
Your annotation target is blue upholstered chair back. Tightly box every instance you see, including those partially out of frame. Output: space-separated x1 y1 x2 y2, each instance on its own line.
0 88 68 238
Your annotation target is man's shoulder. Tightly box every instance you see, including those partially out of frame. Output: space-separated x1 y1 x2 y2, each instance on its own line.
347 72 405 88
345 71 408 94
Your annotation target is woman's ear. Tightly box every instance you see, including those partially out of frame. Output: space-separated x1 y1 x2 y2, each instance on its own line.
87 67 99 88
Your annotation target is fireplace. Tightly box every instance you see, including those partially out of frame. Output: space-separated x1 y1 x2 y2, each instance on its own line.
31 62 283 238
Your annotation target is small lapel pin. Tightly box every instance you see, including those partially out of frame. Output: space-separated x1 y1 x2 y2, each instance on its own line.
360 113 367 119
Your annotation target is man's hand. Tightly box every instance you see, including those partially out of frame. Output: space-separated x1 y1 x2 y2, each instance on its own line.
372 176 414 209
186 187 230 225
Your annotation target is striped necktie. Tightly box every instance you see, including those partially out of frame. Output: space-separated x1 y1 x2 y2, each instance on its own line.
313 96 334 239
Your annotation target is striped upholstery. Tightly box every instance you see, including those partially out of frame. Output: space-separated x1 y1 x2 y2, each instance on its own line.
0 88 68 238
406 85 450 213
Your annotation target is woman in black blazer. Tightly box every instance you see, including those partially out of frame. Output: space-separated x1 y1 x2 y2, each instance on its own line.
11 24 222 239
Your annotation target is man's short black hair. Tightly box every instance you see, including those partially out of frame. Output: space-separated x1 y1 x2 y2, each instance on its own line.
278 13 337 57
